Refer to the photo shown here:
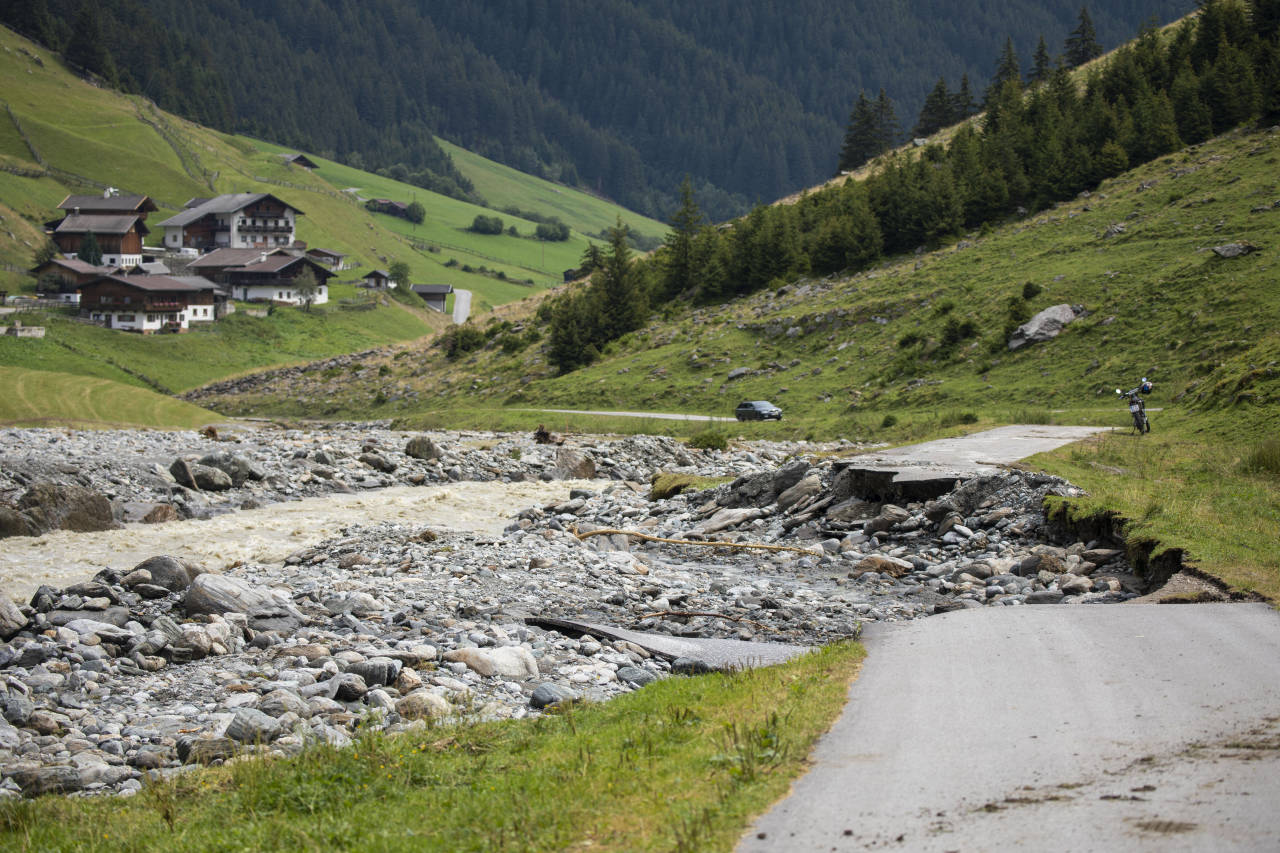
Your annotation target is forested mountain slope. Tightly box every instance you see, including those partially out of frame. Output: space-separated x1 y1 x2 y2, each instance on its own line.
0 0 1192 220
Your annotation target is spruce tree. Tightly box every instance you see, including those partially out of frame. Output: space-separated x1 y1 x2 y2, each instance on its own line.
1031 35 1053 84
986 38 1022 106
873 89 901 153
838 92 881 171
661 177 703 300
78 231 102 266
598 217 645 340
913 77 955 137
63 0 118 85
951 74 978 120
1065 7 1103 68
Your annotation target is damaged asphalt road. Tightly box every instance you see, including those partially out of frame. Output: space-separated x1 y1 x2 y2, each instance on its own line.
740 602 1280 852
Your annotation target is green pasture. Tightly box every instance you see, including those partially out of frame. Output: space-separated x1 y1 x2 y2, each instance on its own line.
0 365 220 429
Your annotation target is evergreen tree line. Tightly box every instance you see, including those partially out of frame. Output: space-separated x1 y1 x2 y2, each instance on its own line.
0 0 1189 222
541 0 1280 374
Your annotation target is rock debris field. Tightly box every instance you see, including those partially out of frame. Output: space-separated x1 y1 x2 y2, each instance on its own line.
0 424 1141 799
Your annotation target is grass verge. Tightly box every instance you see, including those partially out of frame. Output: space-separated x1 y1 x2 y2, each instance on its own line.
0 642 864 852
1034 412 1280 601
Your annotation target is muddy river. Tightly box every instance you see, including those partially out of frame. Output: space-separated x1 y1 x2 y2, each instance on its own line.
0 480 598 600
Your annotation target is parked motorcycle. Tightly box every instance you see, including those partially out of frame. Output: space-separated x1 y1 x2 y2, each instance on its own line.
1116 379 1152 434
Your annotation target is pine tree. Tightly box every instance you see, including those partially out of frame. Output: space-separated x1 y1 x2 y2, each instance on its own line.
913 77 955 137
1170 63 1214 143
63 0 119 85
598 217 645 340
986 38 1022 106
1251 0 1280 39
661 176 703 300
872 89 901 153
951 74 978 120
838 92 880 171
1203 37 1261 131
1064 7 1103 68
1031 35 1053 84
78 231 102 266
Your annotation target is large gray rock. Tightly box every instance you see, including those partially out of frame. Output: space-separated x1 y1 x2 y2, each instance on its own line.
554 448 596 480
184 574 302 631
777 473 822 511
404 435 444 460
529 683 578 709
0 506 40 539
359 452 397 473
12 482 118 535
197 450 264 486
1008 304 1077 351
131 556 195 592
864 504 911 534
0 591 28 639
170 460 232 491
225 708 282 743
396 689 449 720
12 765 83 797
486 646 539 679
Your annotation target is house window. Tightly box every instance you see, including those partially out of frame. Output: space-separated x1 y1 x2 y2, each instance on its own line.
147 314 158 323
118 314 135 323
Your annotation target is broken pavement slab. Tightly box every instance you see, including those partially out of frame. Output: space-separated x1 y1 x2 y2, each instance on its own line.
837 425 1108 502
526 616 813 670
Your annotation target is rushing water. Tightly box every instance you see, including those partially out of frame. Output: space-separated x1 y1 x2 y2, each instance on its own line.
0 480 599 599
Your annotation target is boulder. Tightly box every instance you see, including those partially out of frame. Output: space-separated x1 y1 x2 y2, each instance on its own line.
197 450 264 486
225 708 282 743
404 435 444 460
0 506 40 539
13 482 118 535
141 504 180 524
777 473 822 511
184 574 302 632
864 504 911 534
396 689 450 720
852 554 914 578
442 648 496 677
554 448 596 480
1008 304 1077 351
0 591 28 640
132 556 195 593
694 507 765 536
529 683 578 709
1212 242 1257 259
359 452 397 473
486 646 539 679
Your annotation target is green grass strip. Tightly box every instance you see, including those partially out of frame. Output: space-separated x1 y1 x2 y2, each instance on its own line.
0 642 863 852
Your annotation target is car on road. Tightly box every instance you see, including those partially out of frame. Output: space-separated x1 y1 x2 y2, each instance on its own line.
735 400 783 421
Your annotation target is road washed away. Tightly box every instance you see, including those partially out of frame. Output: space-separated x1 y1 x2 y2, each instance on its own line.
0 423 1138 798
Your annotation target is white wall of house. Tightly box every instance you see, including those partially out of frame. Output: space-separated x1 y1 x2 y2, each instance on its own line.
233 284 327 305
90 310 188 332
231 210 296 248
102 252 142 268
187 304 216 323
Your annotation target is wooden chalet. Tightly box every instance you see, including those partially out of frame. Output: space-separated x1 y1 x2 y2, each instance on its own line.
31 258 120 304
52 213 149 268
360 269 393 290
79 274 220 333
57 190 157 220
156 193 303 252
410 283 453 313
186 248 332 305
281 153 319 169
306 247 349 270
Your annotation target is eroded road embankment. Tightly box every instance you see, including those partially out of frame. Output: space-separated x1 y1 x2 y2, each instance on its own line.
742 602 1280 852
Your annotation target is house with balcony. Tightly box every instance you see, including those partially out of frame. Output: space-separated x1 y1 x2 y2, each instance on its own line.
155 193 303 253
186 248 332 306
79 274 220 333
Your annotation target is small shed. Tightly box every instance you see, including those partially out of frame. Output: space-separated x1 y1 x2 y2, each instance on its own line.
411 283 453 313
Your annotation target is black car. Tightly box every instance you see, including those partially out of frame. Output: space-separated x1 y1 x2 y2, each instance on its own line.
735 400 783 421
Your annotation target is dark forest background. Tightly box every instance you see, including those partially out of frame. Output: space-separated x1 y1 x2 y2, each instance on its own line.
1 0 1192 219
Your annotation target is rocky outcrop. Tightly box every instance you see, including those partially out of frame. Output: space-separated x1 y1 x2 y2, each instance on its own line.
0 483 118 540
1008 304 1078 351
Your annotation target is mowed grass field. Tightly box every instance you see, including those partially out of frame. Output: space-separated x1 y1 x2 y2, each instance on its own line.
0 366 220 428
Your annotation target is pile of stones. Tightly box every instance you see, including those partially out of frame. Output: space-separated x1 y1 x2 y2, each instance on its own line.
0 431 1140 799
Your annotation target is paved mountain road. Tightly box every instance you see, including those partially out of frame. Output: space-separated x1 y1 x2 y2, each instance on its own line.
740 597 1280 851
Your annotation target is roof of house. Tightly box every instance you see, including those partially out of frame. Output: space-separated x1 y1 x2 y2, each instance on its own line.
83 274 212 293
135 261 170 275
54 213 149 236
366 269 390 278
187 247 294 269
307 247 346 258
282 153 319 168
57 193 157 214
411 284 454 296
156 193 304 228
33 258 119 276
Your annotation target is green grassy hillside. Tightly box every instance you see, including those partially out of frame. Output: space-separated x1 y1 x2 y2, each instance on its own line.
0 365 221 428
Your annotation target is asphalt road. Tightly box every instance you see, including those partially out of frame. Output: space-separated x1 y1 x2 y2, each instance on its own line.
531 408 731 422
452 288 472 324
740 603 1280 852
847 424 1109 481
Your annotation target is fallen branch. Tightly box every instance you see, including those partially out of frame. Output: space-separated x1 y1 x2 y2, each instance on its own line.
574 527 822 557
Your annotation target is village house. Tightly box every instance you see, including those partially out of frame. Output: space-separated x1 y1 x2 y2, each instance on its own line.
410 283 453 313
56 189 157 220
280 153 319 169
79 274 221 333
155 193 303 253
306 247 349 271
51 213 149 268
360 269 394 290
30 258 120 304
186 248 332 306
